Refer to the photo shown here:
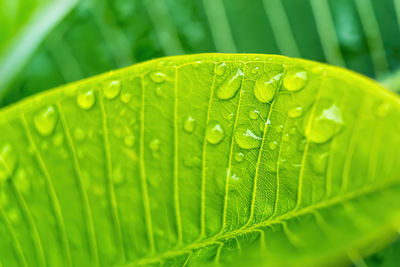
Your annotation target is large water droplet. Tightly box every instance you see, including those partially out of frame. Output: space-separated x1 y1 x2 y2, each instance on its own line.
235 126 262 149
34 106 58 136
184 116 195 133
0 144 18 182
283 68 308 91
216 63 226 76
254 71 283 103
77 89 96 110
206 122 224 144
216 69 244 100
288 106 303 118
104 80 121 99
149 72 167 83
302 100 344 143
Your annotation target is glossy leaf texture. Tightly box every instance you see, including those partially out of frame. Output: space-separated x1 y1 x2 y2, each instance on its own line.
0 54 399 266
2 0 400 106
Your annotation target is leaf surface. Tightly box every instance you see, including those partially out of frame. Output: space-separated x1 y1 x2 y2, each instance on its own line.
0 54 399 266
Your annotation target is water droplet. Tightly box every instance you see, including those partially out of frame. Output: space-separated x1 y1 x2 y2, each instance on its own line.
52 133 64 147
206 122 224 144
283 68 308 91
235 126 262 149
251 67 259 74
33 106 58 136
283 133 290 142
193 61 201 68
0 144 18 182
216 63 226 76
289 127 296 135
216 69 244 100
104 80 121 99
288 106 303 118
77 89 96 110
121 92 132 103
74 128 86 142
231 173 240 181
269 141 278 150
15 169 30 194
112 166 124 185
184 116 195 133
311 152 329 174
254 71 283 103
249 109 260 120
227 113 234 121
302 100 344 143
275 125 284 133
149 72 166 83
234 152 245 162
155 87 163 97
149 139 160 151
124 134 135 147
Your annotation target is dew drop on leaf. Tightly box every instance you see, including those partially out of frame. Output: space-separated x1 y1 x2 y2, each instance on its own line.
184 116 196 133
216 68 244 100
254 71 283 103
33 105 58 136
206 122 224 144
235 126 262 149
216 62 226 76
275 124 284 133
249 109 260 120
77 89 96 110
149 71 167 83
52 133 64 147
104 80 121 99
155 87 163 97
124 134 135 147
302 100 344 143
283 133 290 142
234 152 245 162
288 106 303 118
74 128 86 142
121 92 132 103
149 139 160 151
269 141 278 150
283 67 308 91
311 152 329 174
0 144 18 182
251 66 259 74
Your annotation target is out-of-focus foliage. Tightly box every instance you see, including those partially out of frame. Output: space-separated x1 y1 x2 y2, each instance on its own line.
1 0 400 106
0 54 399 266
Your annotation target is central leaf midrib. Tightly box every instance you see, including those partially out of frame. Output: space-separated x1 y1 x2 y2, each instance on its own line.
133 178 400 265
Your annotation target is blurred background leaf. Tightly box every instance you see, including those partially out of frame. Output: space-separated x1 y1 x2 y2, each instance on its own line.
1 0 400 264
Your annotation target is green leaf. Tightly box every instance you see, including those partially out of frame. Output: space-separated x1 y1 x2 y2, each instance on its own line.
2 0 400 107
0 54 399 266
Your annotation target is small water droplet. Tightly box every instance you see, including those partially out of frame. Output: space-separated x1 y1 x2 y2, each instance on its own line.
216 63 226 76
121 92 132 103
216 69 244 100
235 126 262 149
227 113 234 121
288 106 303 118
74 128 86 142
184 116 195 133
311 152 329 174
33 106 58 136
283 133 290 142
124 134 135 147
254 71 283 103
234 152 245 162
275 125 284 133
231 173 240 181
52 133 64 147
149 72 166 83
155 87 163 97
283 68 308 91
193 61 201 68
104 80 121 99
302 100 344 143
77 89 96 110
251 67 259 74
15 169 30 194
289 127 296 135
269 141 278 150
206 122 224 144
249 109 260 120
0 144 18 182
149 139 160 151
112 166 124 185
